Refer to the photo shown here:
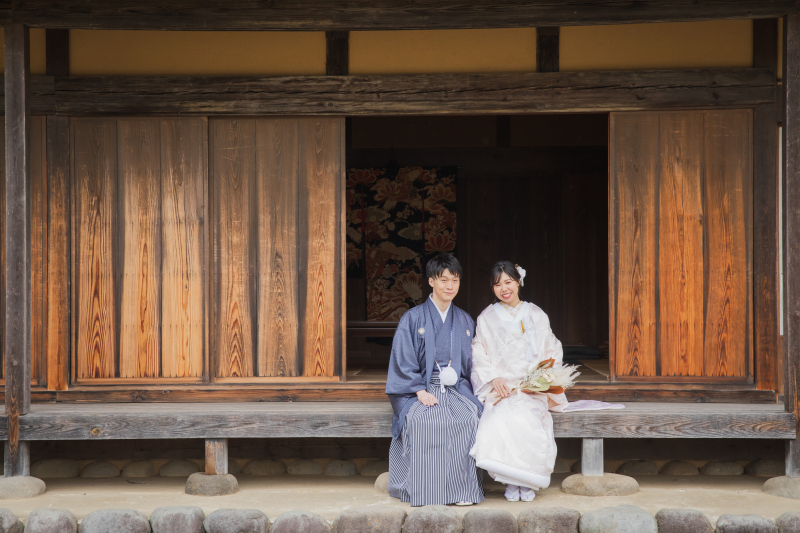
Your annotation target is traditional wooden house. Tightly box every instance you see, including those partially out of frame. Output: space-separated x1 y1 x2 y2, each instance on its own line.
0 1 798 494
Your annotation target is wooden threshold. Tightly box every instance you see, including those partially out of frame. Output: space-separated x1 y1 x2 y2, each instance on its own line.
0 401 793 440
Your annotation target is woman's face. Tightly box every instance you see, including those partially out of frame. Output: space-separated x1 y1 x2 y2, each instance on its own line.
493 272 520 305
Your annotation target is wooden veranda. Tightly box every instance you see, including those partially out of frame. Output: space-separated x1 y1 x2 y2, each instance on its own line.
0 1 798 483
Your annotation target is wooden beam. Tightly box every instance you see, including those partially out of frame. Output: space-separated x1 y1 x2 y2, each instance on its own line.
754 19 780 393
45 116 69 392
784 13 800 478
51 69 775 116
0 76 54 115
5 1 799 31
581 438 603 476
326 31 348 76
0 402 793 440
4 23 32 478
45 29 69 78
537 27 560 73
205 438 228 475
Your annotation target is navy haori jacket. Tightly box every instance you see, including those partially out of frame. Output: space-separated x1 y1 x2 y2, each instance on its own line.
385 299 482 438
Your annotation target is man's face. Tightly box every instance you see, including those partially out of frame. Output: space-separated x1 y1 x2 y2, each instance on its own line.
429 269 460 304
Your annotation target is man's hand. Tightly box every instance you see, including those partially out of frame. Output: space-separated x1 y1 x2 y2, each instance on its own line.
491 377 511 398
416 390 439 407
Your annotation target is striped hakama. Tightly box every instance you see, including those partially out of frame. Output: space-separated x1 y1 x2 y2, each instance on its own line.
388 372 485 506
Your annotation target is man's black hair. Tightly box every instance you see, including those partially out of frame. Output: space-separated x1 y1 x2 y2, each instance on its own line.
426 253 463 280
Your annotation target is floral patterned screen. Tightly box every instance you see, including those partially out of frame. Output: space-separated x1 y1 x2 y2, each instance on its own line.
346 166 458 321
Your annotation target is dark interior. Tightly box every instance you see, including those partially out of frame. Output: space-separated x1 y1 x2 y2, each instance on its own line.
345 114 610 383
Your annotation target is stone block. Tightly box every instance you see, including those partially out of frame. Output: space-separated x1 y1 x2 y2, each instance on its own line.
203 510 268 533
764 476 800 499
360 460 389 477
332 507 405 533
25 509 77 533
185 473 238 496
227 459 241 476
122 461 156 478
160 460 201 477
0 477 46 499
776 511 800 533
324 460 357 476
31 459 79 479
463 509 516 533
150 507 205 533
79 509 151 533
374 473 389 494
518 507 580 533
553 459 571 474
560 474 638 497
288 460 323 476
579 505 656 533
616 460 658 476
271 511 330 533
243 459 285 476
700 461 744 476
655 509 712 533
81 461 121 478
0 509 22 533
403 506 461 533
716 514 777 533
660 461 699 476
746 459 785 478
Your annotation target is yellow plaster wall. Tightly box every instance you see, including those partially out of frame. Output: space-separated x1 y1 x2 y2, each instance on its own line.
349 29 537 74
561 21 752 71
70 30 326 76
0 28 47 75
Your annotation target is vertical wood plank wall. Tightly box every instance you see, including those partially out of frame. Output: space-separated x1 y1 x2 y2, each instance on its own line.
211 117 342 380
610 110 753 381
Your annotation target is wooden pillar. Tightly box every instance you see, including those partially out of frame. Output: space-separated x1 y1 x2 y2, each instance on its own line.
536 27 560 73
581 438 603 476
4 23 32 477
45 29 69 77
205 439 228 475
326 31 348 76
754 18 780 392
783 13 800 478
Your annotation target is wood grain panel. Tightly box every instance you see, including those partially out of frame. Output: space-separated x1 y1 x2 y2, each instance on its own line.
73 118 117 379
256 119 299 377
703 110 752 378
612 113 658 378
46 116 71 391
658 113 705 377
161 119 206 378
119 119 161 378
30 116 47 384
212 119 256 378
298 118 340 377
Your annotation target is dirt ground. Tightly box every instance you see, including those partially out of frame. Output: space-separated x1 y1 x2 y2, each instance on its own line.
1 473 798 523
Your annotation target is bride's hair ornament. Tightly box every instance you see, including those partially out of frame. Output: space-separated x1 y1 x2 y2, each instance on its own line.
515 264 526 287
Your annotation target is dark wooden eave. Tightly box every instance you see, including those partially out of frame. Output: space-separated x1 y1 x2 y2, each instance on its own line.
3 1 799 30
7 68 776 116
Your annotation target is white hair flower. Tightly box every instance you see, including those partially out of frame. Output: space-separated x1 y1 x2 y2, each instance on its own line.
515 264 526 287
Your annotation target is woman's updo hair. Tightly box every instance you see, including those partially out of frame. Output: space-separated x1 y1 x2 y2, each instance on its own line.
490 260 522 288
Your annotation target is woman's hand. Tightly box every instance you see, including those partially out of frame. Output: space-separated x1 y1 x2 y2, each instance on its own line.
416 390 439 407
492 377 511 398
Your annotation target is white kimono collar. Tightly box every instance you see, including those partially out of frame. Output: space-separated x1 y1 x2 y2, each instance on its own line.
493 301 529 322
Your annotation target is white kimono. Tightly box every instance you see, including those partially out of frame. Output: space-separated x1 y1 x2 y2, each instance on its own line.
469 301 568 490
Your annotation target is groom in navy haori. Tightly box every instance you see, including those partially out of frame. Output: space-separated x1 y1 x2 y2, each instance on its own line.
385 253 484 506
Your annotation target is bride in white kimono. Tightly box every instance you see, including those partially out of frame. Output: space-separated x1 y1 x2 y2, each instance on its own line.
469 261 568 502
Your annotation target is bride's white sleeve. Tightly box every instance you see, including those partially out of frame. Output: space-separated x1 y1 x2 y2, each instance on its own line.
470 315 501 401
539 311 569 412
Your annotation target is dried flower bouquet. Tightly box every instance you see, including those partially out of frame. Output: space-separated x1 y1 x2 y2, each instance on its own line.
492 358 581 406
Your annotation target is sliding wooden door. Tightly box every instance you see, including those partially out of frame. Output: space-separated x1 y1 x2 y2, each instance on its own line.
610 110 753 382
71 117 345 385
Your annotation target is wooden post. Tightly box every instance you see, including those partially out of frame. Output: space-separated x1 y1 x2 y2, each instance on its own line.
537 27 560 73
783 13 800 478
581 438 603 476
4 23 32 478
754 18 780 393
205 438 228 475
326 31 348 76
45 29 69 77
